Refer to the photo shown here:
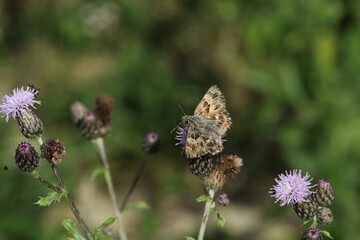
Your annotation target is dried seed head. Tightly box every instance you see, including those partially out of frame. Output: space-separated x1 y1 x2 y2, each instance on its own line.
204 155 243 191
301 228 323 240
94 94 114 127
15 142 39 172
293 197 317 220
188 155 215 177
141 132 160 154
313 179 334 206
317 207 333 225
41 139 67 165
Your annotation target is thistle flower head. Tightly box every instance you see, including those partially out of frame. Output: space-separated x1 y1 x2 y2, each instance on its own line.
0 86 41 122
175 124 189 151
270 170 313 206
15 142 39 172
301 228 323 240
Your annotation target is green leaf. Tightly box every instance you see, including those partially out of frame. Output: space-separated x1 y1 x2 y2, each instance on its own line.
62 219 87 240
216 212 226 228
123 201 150 212
91 167 106 180
196 195 210 203
185 237 196 240
35 192 64 206
94 216 117 235
320 230 334 239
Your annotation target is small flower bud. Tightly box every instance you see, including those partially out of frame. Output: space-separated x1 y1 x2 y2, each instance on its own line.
16 109 43 139
301 228 323 240
313 179 334 206
41 139 67 165
15 142 39 172
70 101 88 124
141 132 160 154
317 207 333 225
188 155 214 177
293 197 317 220
216 193 230 206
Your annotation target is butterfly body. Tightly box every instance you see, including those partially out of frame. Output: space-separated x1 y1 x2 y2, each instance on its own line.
177 85 232 158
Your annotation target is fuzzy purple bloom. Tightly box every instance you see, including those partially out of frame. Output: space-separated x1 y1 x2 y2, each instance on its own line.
0 86 41 122
175 124 189 151
269 170 313 206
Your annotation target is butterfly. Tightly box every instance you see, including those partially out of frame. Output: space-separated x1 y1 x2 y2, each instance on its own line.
176 85 232 158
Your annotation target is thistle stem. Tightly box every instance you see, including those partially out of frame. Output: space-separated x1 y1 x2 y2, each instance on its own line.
92 138 128 240
32 171 62 192
36 137 94 240
197 189 215 240
120 157 147 211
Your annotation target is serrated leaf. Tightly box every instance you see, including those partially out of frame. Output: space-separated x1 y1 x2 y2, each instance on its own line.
185 237 196 240
320 230 334 239
94 216 117 235
123 201 150 212
196 195 210 203
62 219 87 240
35 192 64 206
91 167 106 180
216 212 225 228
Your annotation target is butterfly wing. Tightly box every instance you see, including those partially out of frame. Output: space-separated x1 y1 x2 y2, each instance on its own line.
184 121 223 158
194 85 231 136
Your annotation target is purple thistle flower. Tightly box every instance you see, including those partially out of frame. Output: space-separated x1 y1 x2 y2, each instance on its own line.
0 86 41 122
175 124 189 152
269 170 313 206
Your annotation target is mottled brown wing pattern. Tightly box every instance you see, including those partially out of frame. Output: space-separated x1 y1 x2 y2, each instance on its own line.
184 123 223 158
194 85 232 136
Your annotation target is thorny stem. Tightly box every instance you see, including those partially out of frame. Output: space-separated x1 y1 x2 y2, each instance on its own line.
36 137 94 240
120 157 147 211
92 138 128 240
197 189 215 240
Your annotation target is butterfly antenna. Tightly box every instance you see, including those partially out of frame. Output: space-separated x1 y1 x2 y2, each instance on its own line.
170 121 182 134
178 104 186 115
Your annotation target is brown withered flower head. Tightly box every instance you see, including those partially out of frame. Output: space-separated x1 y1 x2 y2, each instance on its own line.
41 139 67 165
204 155 243 191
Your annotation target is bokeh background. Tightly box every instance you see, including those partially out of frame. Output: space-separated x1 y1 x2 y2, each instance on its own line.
1 0 360 239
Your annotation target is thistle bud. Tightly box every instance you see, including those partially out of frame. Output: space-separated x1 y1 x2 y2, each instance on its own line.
301 228 323 240
188 155 214 177
70 101 88 124
16 109 43 139
216 193 230 206
15 142 39 172
141 132 160 154
41 139 67 165
204 155 243 191
293 197 317 220
313 179 334 206
317 207 333 225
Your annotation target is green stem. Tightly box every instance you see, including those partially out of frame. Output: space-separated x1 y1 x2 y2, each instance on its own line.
92 138 128 240
32 171 62 192
36 136 94 240
120 157 147 211
197 189 215 240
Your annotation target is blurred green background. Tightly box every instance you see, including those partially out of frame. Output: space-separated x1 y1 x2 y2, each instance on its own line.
0 0 359 239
